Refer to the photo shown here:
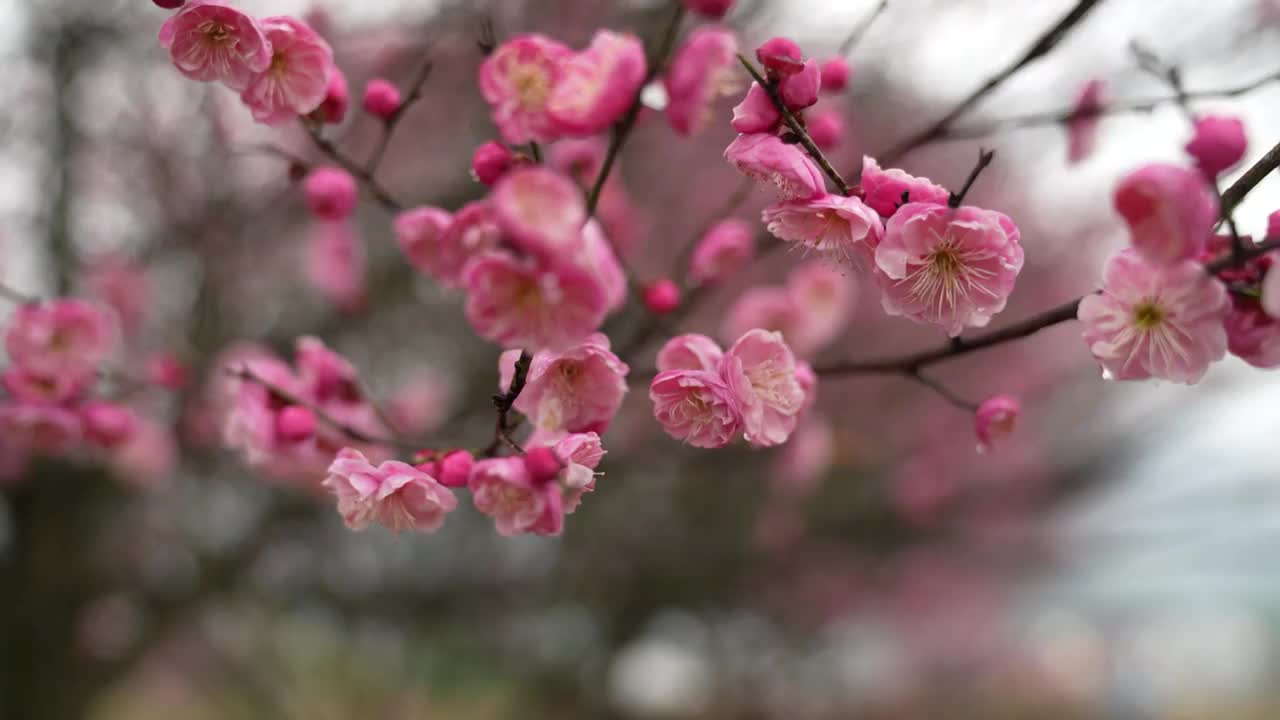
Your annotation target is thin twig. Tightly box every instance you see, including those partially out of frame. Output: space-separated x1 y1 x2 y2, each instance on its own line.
948 148 995 207
367 57 435 174
481 350 533 457
303 123 405 212
905 368 979 412
838 0 890 56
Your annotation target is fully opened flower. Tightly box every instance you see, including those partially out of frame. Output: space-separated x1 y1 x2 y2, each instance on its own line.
725 133 825 199
462 251 609 352
763 193 883 265
657 333 724 373
429 201 503 288
1113 163 1217 266
469 457 564 536
650 369 743 448
547 30 646 136
859 156 950 217
491 167 587 261
665 27 739 137
875 203 1024 337
240 16 335 125
322 448 457 533
720 329 805 447
158 0 272 90
6 299 114 380
690 219 755 284
514 334 630 436
393 206 454 282
1078 249 1228 384
479 34 572 144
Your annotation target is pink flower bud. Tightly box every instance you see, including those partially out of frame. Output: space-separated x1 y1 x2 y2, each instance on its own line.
779 58 820 110
731 83 781 133
315 69 349 124
1113 163 1217 266
523 446 563 485
146 352 188 390
153 0 185 8
275 405 317 443
81 402 137 449
820 57 850 93
681 0 734 18
807 109 845 150
974 395 1020 452
363 78 403 120
1185 114 1247 178
471 141 514 186
756 37 804 77
437 449 474 488
302 167 358 221
643 279 682 315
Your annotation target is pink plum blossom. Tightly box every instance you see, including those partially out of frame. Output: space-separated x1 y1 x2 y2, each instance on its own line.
479 34 572 144
820 57 850 93
429 201 503 288
579 220 628 313
158 0 271 91
1078 249 1228 384
240 16 334 125
1225 293 1280 368
362 77 402 119
731 83 780 133
0 403 83 454
491 167 586 261
875 203 1024 337
547 30 646 136
720 329 805 447
461 251 609 352
302 167 358 221
665 27 739 137
807 109 845 150
323 448 457 533
724 133 825 199
1066 79 1107 164
649 369 743 448
1186 114 1248 178
385 367 453 436
5 299 114 380
762 193 882 265
1113 163 1217 266
974 395 1020 452
785 262 854 355
555 432 605 513
305 220 366 312
859 156 950 217
779 58 820 111
393 206 454 283
721 286 802 349
755 37 803 76
80 402 138 449
469 457 564 536
1 367 88 404
657 333 724 372
690 219 755 284
513 334 630 436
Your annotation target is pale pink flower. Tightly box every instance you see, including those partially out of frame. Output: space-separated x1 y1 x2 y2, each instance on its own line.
731 82 780 133
974 395 1020 452
1078 249 1228 384
779 58 820 110
875 203 1024 336
657 333 724 372
665 27 739 137
547 30 646 136
479 34 572 144
362 77 402 119
240 16 334 126
820 57 850 93
720 329 805 447
690 218 755 284
5 299 115 379
429 201 503 288
0 403 83 454
323 448 457 533
785 262 853 356
1186 114 1247 178
763 193 882 265
859 156 950 216
1114 163 1217 266
578 220 628 313
649 369 742 448
393 206 454 282
491 167 586 261
548 137 607 182
461 251 609 352
514 334 630 435
158 0 271 91
721 286 802 347
725 133 825 199
555 432 605 513
1066 79 1107 164
305 220 366 313
1 367 88 404
469 457 564 536
302 167 358 221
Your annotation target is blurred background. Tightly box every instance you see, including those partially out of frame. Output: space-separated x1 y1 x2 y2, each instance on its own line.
4 0 1280 717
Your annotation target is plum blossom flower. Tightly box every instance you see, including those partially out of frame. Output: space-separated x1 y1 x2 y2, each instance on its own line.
158 0 271 91
1078 249 1228 384
1066 79 1107 164
393 206 453 282
322 448 457 533
1113 163 1217 266
547 30 646 136
469 457 564 536
731 83 780 133
665 27 739 136
555 432 605 513
859 156 949 217
513 334 630 436
305 221 366 312
479 34 572 144
721 286 801 349
491 167 586 261
875 203 1024 337
80 402 138 449
657 333 724 372
462 251 609 352
762 193 883 265
302 167 358 222
579 220 628 313
426 201 503 289
779 58 820 111
720 329 805 447
690 219 755 284
785 262 853 356
471 141 515 186
5 299 114 379
1225 293 1280 368
725 133 824 199
1186 114 1247 178
755 37 803 76
649 369 742 448
0 403 83 454
974 395 1020 452
240 16 334 125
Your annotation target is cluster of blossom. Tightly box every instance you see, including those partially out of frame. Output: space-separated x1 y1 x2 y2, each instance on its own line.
722 262 852 358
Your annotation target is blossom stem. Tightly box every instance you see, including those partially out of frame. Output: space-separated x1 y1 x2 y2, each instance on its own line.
905 369 978 412
948 148 995 208
585 2 687 218
482 350 533 457
736 54 853 196
367 57 435 174
303 123 405 212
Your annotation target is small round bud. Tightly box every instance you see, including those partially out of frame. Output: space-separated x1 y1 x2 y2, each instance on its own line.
523 446 563 485
437 449 474 488
975 395 1020 452
152 0 185 8
779 58 820 111
146 352 189 390
756 37 804 77
807 109 846 150
363 78 403 120
1185 114 1247 178
275 405 317 443
81 402 137 448
680 0 734 19
302 167 358 221
643 279 682 315
471 141 514 186
820 57 850 93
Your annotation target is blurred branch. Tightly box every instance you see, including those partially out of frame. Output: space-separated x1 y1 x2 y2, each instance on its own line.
303 123 406 212
838 0 890 56
905 368 978 412
0 281 37 304
881 0 1104 163
367 56 435 174
948 148 995 207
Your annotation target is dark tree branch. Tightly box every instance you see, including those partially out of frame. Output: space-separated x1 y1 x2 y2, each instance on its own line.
367 56 435 174
948 148 995 207
482 350 532 457
839 0 890 56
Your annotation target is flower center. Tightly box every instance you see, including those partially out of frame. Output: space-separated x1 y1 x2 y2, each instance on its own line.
930 249 961 280
513 67 550 109
201 21 233 46
269 50 289 75
1132 301 1165 330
